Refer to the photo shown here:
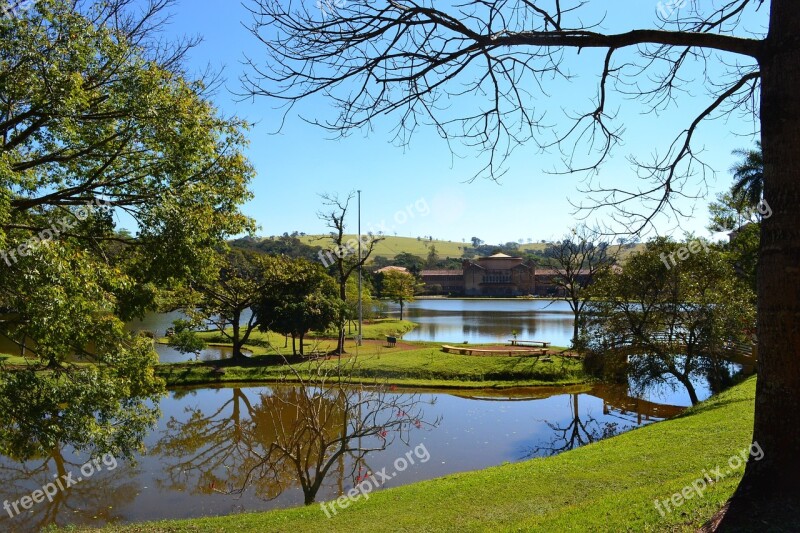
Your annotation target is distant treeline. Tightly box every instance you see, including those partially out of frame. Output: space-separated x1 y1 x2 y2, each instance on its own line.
230 235 578 274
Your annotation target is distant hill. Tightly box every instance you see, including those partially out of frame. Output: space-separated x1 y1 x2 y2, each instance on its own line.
239 234 645 264
296 235 549 260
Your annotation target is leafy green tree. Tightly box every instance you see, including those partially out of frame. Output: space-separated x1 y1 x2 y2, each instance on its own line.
382 270 420 321
342 275 375 334
0 1 253 459
584 238 755 405
0 212 163 460
181 249 271 362
167 318 208 359
731 142 764 210
707 189 759 234
391 252 425 276
706 148 770 295
254 258 339 356
425 244 439 268
722 222 760 296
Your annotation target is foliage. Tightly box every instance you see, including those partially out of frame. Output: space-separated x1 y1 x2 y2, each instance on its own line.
730 142 764 209
426 244 439 267
719 222 760 296
381 270 421 321
343 274 375 325
180 249 271 361
231 234 324 262
386 252 425 275
707 190 759 234
583 238 755 405
253 257 339 355
167 319 207 357
0 0 252 458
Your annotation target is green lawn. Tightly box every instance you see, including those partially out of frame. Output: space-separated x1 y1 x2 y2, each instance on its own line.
83 376 760 532
155 319 583 389
0 353 33 365
156 343 584 389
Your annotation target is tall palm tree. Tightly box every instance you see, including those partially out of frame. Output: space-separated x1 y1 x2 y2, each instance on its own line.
730 141 764 209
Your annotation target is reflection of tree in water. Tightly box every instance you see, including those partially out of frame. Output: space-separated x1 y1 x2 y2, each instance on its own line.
0 446 138 532
155 376 438 505
152 388 262 496
523 394 619 458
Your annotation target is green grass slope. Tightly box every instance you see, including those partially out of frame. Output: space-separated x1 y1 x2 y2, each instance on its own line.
156 344 583 389
88 377 759 532
297 235 548 259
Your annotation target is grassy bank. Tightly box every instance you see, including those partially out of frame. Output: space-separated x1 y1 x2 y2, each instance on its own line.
155 319 584 389
86 376 759 532
156 345 584 389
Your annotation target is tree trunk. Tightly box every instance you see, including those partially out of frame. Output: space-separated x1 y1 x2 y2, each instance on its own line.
291 334 296 356
299 332 305 355
336 281 347 354
714 2 800 528
231 310 247 362
678 374 699 406
337 325 346 355
399 300 404 321
572 309 580 348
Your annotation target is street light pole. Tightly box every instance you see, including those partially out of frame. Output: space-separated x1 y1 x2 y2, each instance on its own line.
357 190 363 346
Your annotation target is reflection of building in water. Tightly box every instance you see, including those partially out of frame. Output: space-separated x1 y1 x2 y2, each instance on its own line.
592 385 686 425
420 253 593 297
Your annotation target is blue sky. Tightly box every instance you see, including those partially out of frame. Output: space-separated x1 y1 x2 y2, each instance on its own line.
160 0 765 245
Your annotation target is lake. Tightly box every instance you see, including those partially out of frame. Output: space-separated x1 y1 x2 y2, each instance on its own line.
118 298 576 362
387 298 575 346
0 381 702 532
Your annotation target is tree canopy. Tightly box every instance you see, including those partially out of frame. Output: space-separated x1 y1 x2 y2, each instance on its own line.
381 270 420 321
0 0 254 459
584 237 755 405
254 257 339 356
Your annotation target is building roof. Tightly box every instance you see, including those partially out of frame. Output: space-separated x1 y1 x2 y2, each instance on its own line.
376 266 410 274
420 269 463 276
488 253 512 258
534 268 594 276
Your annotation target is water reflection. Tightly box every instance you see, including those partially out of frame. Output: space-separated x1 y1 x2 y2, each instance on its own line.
524 394 620 457
0 447 140 532
390 299 575 346
154 384 437 506
116 299 576 362
0 383 693 531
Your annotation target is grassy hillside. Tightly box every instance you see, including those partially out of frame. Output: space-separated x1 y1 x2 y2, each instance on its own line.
297 234 644 263
87 377 767 532
299 234 547 259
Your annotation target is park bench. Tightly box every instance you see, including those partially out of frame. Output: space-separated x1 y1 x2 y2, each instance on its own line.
508 339 551 348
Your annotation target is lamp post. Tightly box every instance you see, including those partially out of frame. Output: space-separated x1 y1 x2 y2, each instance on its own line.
357 189 363 346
